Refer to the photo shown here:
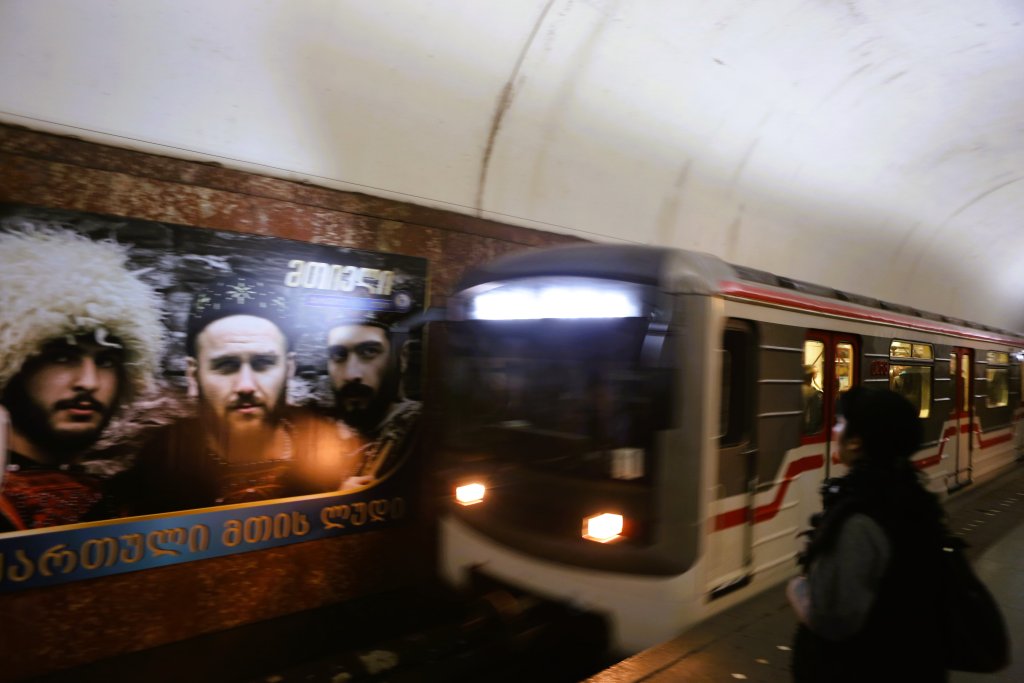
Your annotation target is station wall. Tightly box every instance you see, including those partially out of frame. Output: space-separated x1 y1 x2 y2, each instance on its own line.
0 123 582 682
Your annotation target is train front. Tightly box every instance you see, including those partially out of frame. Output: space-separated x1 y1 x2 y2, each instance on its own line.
435 244 723 652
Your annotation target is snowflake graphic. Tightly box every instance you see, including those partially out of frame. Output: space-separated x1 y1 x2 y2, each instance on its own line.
226 282 256 304
192 293 212 314
271 296 288 311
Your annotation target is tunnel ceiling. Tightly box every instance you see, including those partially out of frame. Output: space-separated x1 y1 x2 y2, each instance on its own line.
1 0 1022 333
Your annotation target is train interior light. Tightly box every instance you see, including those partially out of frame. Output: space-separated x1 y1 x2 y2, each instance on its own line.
468 278 642 320
455 482 487 506
583 513 624 543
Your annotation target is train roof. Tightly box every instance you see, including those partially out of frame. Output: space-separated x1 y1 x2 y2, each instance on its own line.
455 243 1024 346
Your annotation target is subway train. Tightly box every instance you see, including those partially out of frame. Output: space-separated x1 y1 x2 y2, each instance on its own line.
433 243 1024 654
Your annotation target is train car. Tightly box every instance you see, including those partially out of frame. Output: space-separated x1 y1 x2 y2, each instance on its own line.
434 243 1024 654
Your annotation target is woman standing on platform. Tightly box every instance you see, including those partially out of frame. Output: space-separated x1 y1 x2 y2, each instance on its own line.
786 387 948 682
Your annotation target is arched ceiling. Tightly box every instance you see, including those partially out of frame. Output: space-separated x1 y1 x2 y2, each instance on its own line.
1 0 1022 332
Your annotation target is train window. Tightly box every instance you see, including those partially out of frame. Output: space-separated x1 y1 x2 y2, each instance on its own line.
890 340 933 359
835 342 854 392
960 354 971 409
986 351 1009 365
719 349 731 439
986 351 1010 408
986 369 1009 407
442 318 671 483
802 340 826 435
890 365 932 418
889 341 934 418
720 326 753 446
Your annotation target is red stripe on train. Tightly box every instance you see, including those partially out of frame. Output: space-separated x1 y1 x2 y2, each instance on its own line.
917 424 1013 470
972 424 1012 449
714 421 1016 532
712 454 824 531
718 281 1024 345
825 424 1011 471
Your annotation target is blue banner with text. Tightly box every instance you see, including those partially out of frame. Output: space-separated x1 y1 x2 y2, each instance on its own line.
0 484 408 592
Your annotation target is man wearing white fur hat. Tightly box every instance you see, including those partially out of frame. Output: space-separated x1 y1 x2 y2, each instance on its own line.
0 227 164 531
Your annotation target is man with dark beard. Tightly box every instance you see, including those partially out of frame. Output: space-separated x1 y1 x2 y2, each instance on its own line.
327 315 421 489
122 278 360 514
0 228 164 531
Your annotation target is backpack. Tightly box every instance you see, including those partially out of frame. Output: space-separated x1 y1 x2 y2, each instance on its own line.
939 536 1010 672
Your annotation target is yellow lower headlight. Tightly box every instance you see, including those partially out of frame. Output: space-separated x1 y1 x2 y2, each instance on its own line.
455 482 486 506
583 513 624 543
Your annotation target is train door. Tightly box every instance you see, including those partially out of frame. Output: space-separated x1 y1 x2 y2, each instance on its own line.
803 332 859 477
950 347 974 488
709 320 756 598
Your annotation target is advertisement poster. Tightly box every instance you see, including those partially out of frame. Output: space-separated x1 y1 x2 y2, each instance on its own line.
0 204 427 590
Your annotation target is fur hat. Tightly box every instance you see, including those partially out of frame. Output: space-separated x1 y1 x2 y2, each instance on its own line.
0 228 165 397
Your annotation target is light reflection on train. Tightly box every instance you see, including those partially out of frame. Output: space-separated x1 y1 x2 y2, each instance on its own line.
434 244 1024 654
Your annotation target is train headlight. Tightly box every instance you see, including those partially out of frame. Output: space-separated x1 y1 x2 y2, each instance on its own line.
455 482 487 506
468 278 642 320
583 513 624 543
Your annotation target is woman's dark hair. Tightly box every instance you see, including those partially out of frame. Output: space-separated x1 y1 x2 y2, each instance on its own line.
836 386 923 463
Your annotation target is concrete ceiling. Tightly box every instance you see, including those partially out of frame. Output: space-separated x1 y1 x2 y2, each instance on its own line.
1 0 1022 332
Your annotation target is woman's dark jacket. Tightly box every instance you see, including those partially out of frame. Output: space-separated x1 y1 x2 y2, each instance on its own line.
792 462 948 682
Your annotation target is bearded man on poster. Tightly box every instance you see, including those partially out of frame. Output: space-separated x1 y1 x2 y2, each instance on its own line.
0 228 164 531
326 313 422 489
122 277 362 514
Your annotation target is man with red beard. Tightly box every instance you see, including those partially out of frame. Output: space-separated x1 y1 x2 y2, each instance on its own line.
0 228 164 531
122 278 360 514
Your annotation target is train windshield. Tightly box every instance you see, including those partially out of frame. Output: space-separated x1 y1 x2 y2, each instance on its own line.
442 317 673 483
